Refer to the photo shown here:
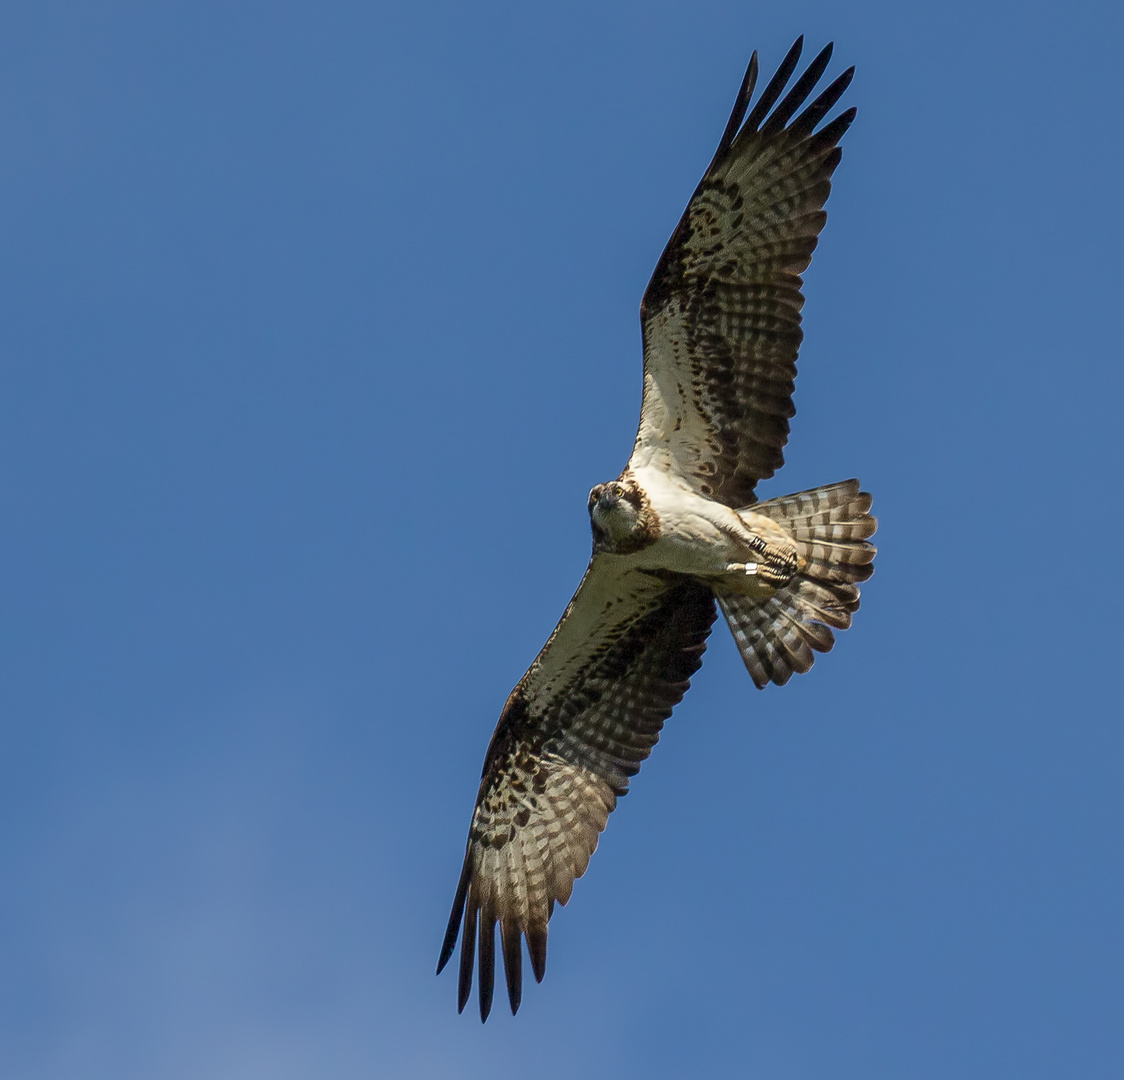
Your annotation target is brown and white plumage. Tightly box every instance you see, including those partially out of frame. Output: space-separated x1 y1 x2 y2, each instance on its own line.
633 37 854 507
438 38 876 1021
439 565 716 1020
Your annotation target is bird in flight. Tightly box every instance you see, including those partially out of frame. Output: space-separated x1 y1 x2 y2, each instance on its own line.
438 37 876 1021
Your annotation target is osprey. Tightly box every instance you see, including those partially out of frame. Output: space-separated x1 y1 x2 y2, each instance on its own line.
438 37 876 1020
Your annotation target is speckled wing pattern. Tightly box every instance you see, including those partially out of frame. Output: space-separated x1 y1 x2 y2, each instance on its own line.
437 562 716 1020
632 37 856 508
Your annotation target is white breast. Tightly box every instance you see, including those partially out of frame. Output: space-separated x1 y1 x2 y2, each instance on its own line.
628 464 746 577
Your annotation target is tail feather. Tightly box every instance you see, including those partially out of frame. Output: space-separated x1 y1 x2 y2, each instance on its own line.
718 480 876 689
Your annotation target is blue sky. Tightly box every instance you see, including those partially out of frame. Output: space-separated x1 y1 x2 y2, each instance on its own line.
3 1 1122 1076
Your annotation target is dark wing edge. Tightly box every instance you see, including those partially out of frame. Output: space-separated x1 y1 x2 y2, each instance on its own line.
436 576 717 1021
634 38 856 507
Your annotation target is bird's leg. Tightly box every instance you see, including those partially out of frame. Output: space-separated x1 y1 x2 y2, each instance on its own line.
717 512 800 587
736 532 799 587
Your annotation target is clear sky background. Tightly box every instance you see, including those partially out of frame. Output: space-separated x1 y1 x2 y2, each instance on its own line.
3 1 1122 1077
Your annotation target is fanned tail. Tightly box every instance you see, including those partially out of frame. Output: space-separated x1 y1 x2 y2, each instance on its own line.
718 480 876 688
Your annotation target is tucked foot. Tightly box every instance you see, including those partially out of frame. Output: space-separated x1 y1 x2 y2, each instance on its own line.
744 535 799 586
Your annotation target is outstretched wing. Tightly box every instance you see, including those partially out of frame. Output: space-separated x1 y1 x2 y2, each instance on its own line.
630 38 856 507
437 562 716 1021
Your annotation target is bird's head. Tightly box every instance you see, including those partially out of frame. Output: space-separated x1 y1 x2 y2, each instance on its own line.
588 478 654 553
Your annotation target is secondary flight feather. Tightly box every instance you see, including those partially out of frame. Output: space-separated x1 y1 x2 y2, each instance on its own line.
438 37 876 1021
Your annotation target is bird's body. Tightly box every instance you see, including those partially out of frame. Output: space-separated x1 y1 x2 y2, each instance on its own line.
593 465 799 591
438 37 877 1021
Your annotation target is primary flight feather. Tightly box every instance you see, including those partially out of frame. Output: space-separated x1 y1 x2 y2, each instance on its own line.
437 37 876 1021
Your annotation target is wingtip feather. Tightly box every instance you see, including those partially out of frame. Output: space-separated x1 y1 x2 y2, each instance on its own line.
457 896 477 1014
744 36 805 131
713 50 759 165
527 922 548 983
437 856 471 975
502 922 523 1015
478 917 496 1023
